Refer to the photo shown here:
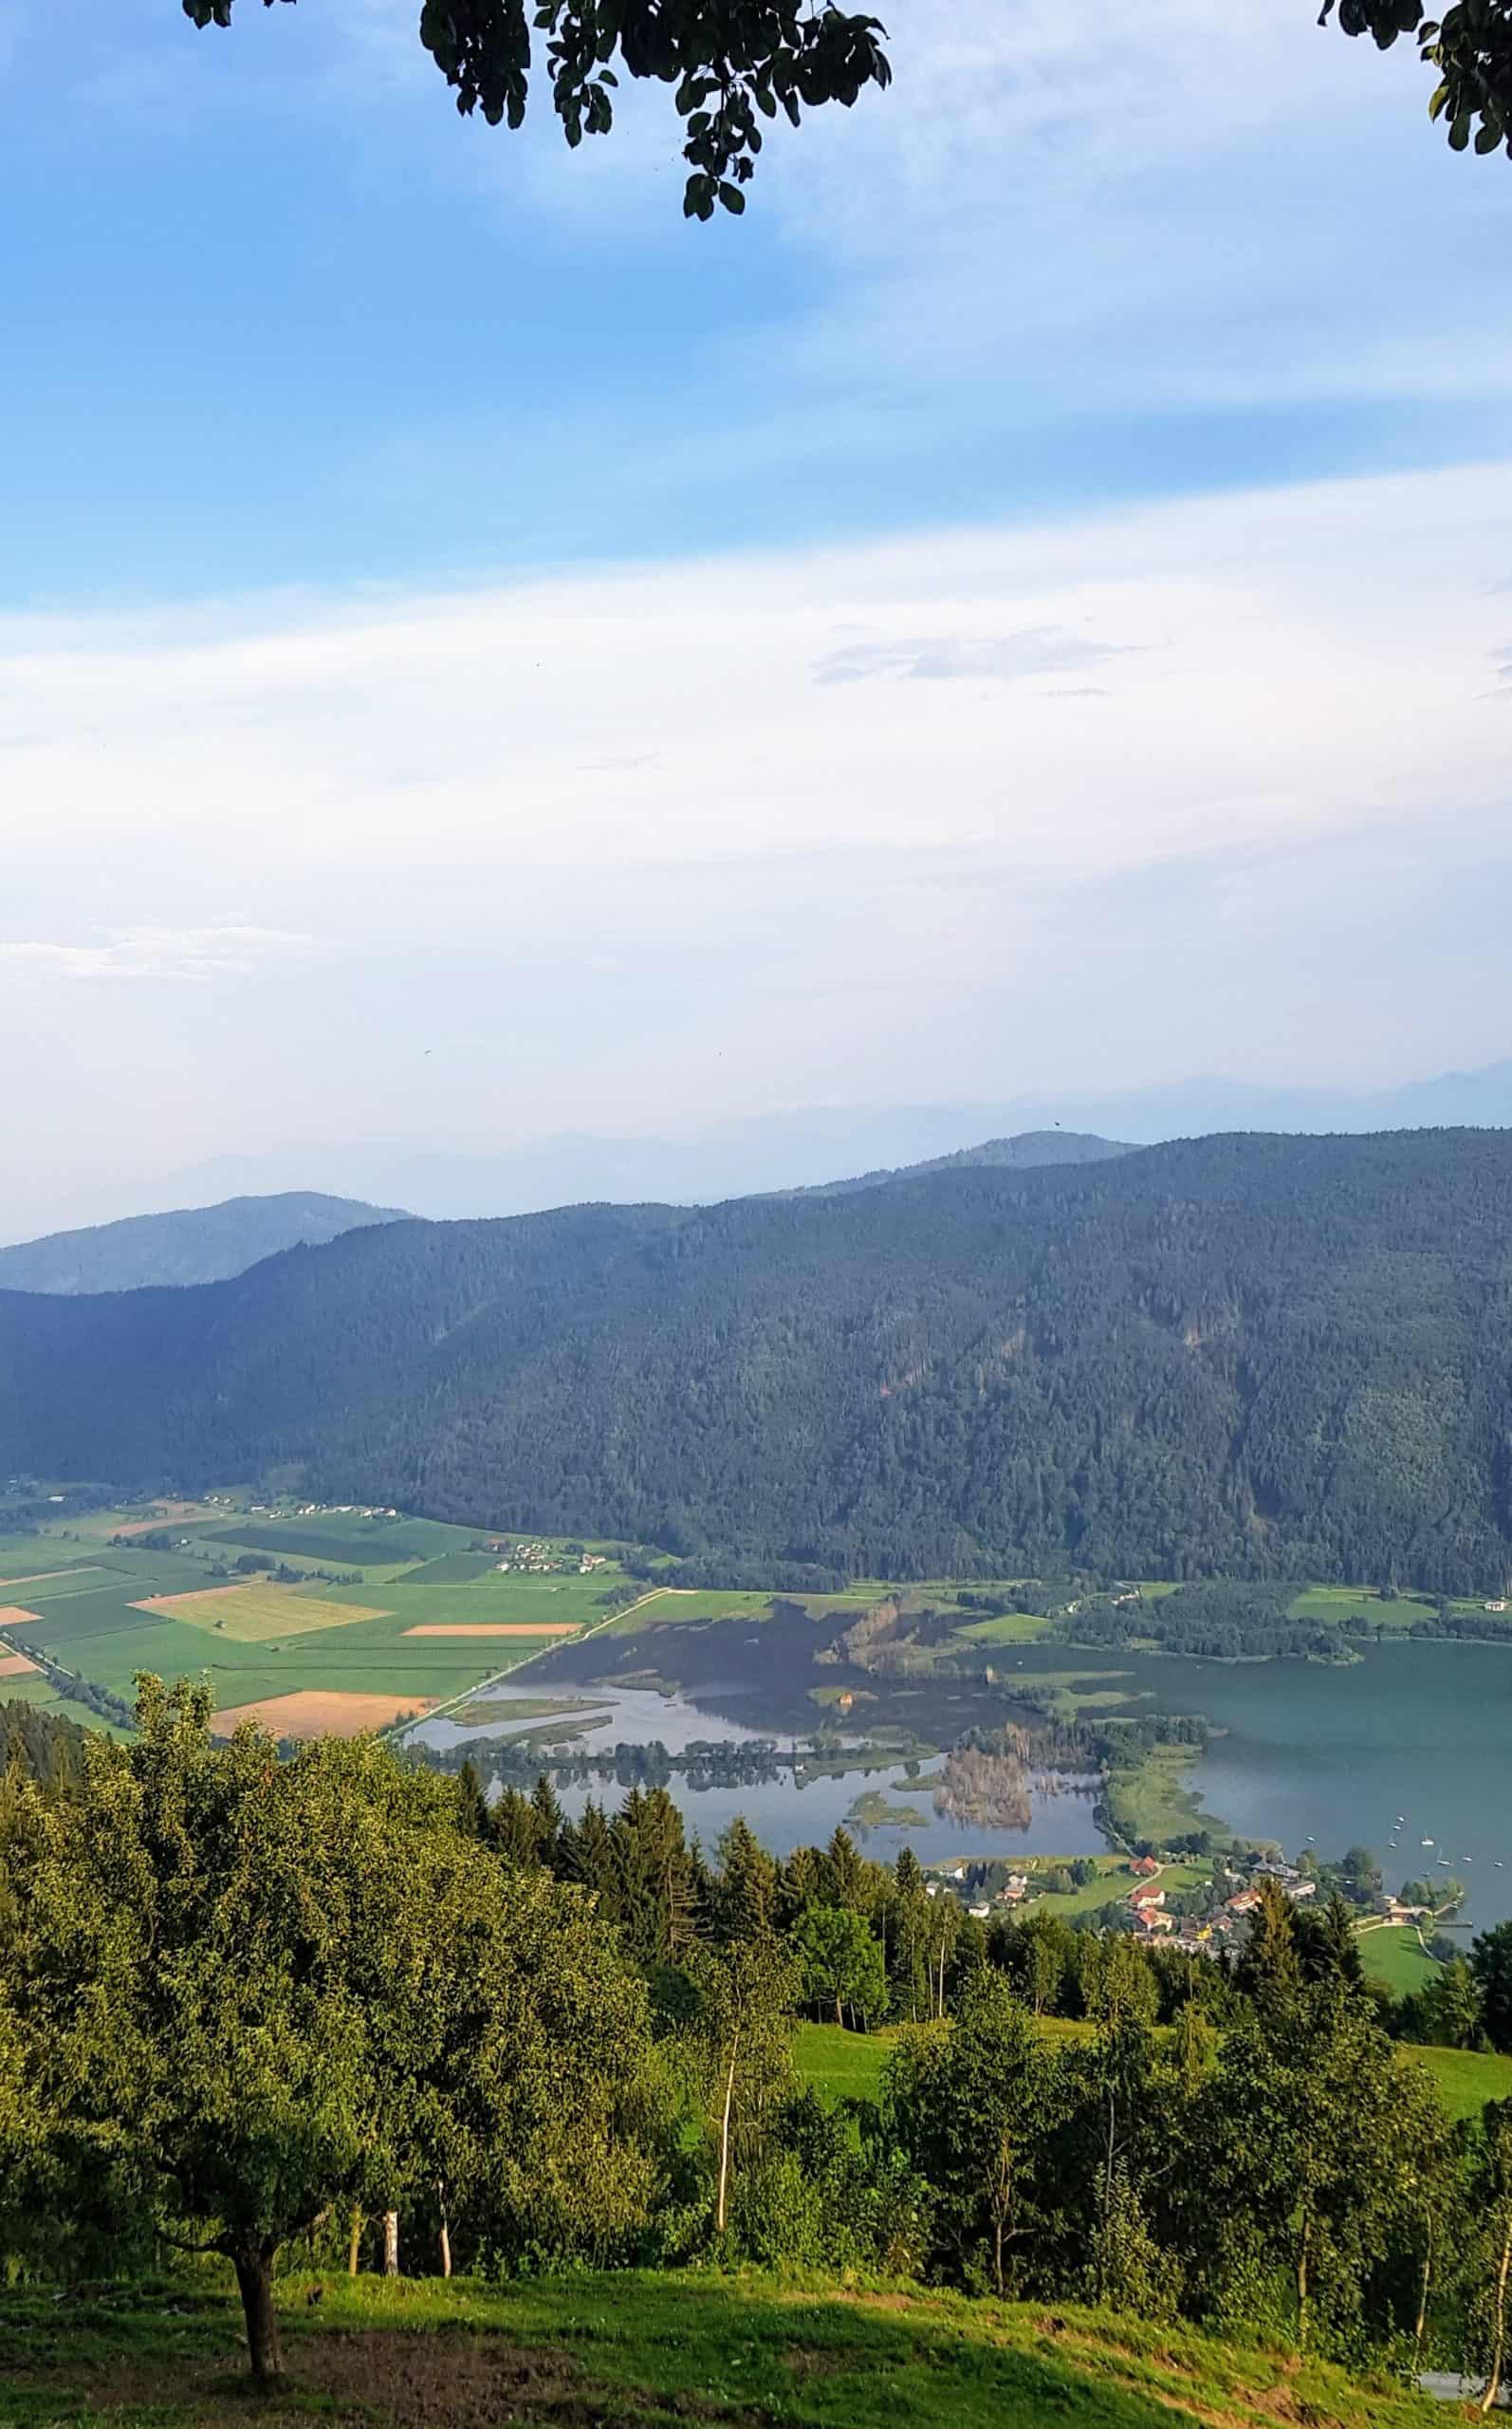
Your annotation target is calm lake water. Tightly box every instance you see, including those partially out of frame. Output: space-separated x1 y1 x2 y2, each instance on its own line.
957 1639 1512 1929
414 1683 1106 1862
414 1638 1512 1926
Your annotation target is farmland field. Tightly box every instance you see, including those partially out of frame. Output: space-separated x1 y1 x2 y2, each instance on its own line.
0 1502 634 1734
211 1688 438 1738
129 1584 394 1641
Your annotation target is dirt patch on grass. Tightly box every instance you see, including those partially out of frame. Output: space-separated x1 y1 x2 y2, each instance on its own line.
402 1623 580 1639
781 2345 847 2379
211 1691 437 1740
7 2327 620 2429
287 2328 634 2428
0 1605 45 1627
0 1649 38 1678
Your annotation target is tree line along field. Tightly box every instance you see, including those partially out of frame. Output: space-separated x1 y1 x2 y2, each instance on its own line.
0 1502 637 1738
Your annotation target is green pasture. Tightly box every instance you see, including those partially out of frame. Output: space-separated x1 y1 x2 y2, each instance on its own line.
397 1550 502 1584
796 2016 1512 2137
795 2020 898 2099
1409 2042 1512 2124
1287 1585 1438 1632
0 2265 1442 2429
955 1610 1055 1645
605 1588 781 1628
202 1515 471 1566
1357 1923 1440 1996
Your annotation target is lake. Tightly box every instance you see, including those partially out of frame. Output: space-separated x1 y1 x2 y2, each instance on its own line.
414 1634 1512 1927
914 1637 1512 1929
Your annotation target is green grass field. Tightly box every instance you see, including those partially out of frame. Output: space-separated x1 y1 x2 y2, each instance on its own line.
0 2267 1440 2429
1023 1856 1209 1919
955 1610 1056 1645
795 2016 1512 2133
1357 1923 1441 1996
1410 2042 1512 2123
1287 1585 1439 1632
602 1587 784 1629
1104 1743 1220 1846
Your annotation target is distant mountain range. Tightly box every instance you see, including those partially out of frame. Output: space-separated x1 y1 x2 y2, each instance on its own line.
5 1129 1512 1592
35 1054 1508 1232
0 1193 403 1295
799 1130 1133 1196
0 1140 1122 1293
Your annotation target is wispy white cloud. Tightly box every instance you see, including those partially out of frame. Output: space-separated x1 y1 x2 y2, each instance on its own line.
814 628 1130 686
1 456 1509 1241
0 925 320 983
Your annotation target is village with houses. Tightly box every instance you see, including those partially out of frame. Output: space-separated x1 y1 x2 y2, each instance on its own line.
918 1839 1455 1965
471 1537 610 1577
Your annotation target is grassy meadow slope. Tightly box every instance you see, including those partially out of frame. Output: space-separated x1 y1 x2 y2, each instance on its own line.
0 2269 1450 2429
793 2019 1512 2125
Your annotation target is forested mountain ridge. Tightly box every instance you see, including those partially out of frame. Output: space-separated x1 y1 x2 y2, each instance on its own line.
0 1191 404 1294
4 1130 1512 1589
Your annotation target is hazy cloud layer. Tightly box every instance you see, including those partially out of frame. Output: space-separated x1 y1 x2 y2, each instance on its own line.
814 630 1129 686
2 925 318 983
3 460 1511 1235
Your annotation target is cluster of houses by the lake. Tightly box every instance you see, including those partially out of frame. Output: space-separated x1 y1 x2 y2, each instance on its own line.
920 1845 1418 1960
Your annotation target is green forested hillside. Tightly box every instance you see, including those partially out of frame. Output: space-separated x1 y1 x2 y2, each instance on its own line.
3 1131 1512 1587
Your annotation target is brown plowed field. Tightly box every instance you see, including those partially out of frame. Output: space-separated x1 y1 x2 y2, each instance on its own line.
210 1690 437 1739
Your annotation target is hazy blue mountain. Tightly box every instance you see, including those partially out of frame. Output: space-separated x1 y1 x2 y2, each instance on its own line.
796 1129 1134 1196
0 1193 405 1295
20 1057 1512 1233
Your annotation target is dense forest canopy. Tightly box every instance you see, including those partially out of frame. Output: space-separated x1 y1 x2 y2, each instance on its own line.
5 1130 1512 1590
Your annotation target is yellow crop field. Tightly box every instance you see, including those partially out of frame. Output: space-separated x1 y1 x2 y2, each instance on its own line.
129 1585 392 1643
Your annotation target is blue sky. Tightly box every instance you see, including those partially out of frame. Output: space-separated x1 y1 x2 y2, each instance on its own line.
3 3 1511 1234
5 0 1506 601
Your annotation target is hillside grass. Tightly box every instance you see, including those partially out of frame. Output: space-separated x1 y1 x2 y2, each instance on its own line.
0 2267 1449 2429
795 2018 1512 2131
1358 1923 1441 1996
1410 2043 1512 2124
